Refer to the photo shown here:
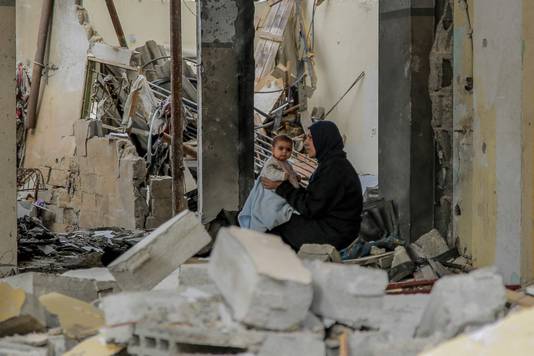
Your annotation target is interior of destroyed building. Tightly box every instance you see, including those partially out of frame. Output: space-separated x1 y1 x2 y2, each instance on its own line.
1 0 534 354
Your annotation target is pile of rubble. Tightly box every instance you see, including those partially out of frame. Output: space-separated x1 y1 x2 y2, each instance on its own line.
0 211 515 355
16 216 146 274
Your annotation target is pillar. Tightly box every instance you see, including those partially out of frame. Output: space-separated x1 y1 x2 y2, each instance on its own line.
0 0 17 275
197 0 255 223
378 0 435 242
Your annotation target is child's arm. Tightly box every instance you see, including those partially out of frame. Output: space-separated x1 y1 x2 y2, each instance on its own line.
262 159 287 182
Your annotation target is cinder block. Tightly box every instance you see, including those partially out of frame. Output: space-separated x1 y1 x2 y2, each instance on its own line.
209 227 313 330
305 260 388 327
108 210 211 291
415 268 506 338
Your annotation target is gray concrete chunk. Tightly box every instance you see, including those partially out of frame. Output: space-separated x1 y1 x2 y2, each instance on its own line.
258 333 325 356
2 272 119 302
209 227 313 330
298 244 341 263
410 229 449 259
108 210 211 291
305 260 388 327
415 268 506 338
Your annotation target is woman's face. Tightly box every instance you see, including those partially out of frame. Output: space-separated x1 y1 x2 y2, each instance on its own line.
304 131 317 158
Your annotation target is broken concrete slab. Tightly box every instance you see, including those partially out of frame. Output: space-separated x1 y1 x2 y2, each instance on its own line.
410 229 449 259
0 283 52 336
99 287 222 344
258 333 326 356
414 265 438 281
376 295 431 338
388 246 415 282
39 293 105 340
209 227 313 330
2 272 118 302
297 244 341 263
108 210 211 291
178 263 214 288
305 260 388 327
63 335 124 356
415 268 506 339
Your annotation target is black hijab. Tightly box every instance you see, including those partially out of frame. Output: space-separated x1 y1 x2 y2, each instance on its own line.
309 120 346 162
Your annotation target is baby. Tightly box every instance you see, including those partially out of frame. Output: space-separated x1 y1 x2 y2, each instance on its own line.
238 135 300 232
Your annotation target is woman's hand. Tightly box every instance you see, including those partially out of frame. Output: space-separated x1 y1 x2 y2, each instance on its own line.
261 177 283 190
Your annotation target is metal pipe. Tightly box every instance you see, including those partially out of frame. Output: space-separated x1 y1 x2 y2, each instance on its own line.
105 0 128 48
26 0 54 130
170 0 186 214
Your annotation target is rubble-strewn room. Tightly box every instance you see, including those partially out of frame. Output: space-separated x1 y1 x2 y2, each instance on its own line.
1 0 534 355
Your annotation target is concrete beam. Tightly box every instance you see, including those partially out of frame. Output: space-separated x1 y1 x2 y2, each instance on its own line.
378 0 435 242
197 0 255 223
0 0 17 276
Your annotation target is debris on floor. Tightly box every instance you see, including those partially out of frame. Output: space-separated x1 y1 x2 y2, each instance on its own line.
0 220 520 356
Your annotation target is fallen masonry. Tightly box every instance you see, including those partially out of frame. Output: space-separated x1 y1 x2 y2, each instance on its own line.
416 268 506 339
208 227 313 330
108 210 211 291
0 225 520 355
305 260 388 328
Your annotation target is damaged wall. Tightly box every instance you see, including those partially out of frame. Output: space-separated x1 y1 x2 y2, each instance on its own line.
17 0 197 64
83 0 197 54
302 0 378 176
0 0 17 275
78 135 148 230
19 0 91 183
454 0 534 284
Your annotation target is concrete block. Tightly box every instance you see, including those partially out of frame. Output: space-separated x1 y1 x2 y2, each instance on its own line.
100 287 222 344
410 229 449 259
258 333 325 356
297 244 341 263
209 227 313 330
108 210 211 291
2 272 118 302
150 198 173 219
149 176 172 199
305 260 388 327
388 246 415 282
415 268 506 338
178 263 214 288
375 295 430 338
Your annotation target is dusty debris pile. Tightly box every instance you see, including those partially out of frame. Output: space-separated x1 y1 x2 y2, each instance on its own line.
16 216 146 274
0 211 518 356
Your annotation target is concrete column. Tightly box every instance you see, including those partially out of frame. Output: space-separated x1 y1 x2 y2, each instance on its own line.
0 0 17 275
197 0 255 223
378 0 435 242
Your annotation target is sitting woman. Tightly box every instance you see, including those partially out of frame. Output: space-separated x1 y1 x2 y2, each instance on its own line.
262 120 363 251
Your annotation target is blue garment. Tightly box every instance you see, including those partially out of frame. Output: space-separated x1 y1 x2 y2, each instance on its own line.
238 178 294 232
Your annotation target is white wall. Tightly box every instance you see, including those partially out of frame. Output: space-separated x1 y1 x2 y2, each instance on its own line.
303 0 378 175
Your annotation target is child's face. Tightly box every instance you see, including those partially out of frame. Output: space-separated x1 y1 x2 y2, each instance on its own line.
272 141 293 161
